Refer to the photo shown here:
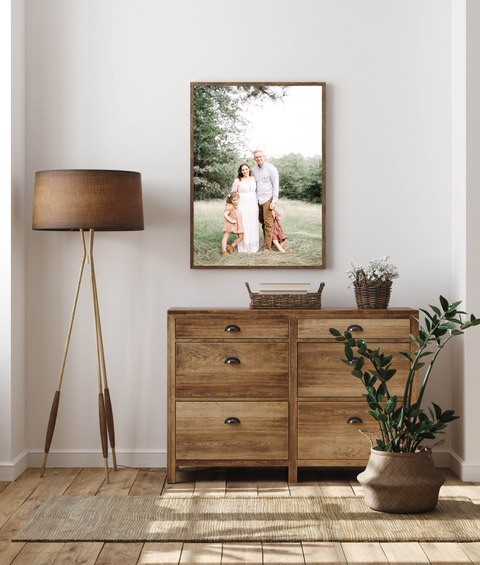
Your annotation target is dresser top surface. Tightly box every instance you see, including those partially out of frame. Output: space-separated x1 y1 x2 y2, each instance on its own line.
168 307 418 319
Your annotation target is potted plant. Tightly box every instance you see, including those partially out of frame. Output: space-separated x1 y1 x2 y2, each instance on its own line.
347 255 399 309
330 296 480 513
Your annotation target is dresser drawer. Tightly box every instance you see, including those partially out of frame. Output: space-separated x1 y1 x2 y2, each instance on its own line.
298 402 377 461
298 318 411 340
298 342 411 398
175 317 289 339
176 342 288 398
176 401 288 460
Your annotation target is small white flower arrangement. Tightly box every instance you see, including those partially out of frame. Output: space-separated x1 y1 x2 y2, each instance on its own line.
347 255 399 285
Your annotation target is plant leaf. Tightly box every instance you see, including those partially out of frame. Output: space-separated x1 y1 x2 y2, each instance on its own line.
344 345 353 361
430 305 441 317
385 369 397 381
399 351 413 362
440 295 449 312
410 334 425 348
385 396 397 414
355 357 365 370
417 351 433 359
419 308 434 320
432 402 442 420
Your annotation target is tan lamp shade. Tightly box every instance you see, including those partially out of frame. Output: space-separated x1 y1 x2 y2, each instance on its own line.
33 169 144 231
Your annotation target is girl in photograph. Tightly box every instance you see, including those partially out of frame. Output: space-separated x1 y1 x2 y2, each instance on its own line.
221 192 244 255
272 209 290 254
231 163 259 253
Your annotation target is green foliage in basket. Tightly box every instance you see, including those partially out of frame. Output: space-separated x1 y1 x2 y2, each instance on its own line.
329 296 480 453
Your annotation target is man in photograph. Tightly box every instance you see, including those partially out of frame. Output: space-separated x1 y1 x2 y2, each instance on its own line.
252 150 279 251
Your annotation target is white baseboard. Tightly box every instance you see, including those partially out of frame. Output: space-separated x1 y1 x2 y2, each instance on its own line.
0 450 167 480
27 450 168 470
2 449 479 482
423 450 480 480
449 451 480 481
0 450 29 481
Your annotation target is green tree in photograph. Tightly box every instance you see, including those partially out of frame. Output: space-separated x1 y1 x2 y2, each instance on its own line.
271 154 322 203
192 85 287 200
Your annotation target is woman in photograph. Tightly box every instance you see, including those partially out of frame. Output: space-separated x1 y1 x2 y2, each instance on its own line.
231 163 259 253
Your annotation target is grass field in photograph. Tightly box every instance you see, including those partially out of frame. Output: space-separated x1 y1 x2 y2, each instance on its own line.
192 199 322 268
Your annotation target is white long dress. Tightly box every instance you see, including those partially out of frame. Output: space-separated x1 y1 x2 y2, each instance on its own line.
232 177 259 253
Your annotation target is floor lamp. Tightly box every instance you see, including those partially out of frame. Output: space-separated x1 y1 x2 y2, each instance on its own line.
33 170 144 483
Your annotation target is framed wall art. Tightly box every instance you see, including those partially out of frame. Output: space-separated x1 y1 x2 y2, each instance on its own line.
190 82 326 269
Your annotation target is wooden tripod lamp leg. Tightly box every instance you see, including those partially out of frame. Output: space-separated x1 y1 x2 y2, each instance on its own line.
88 230 110 484
91 261 118 471
40 230 87 478
40 390 60 477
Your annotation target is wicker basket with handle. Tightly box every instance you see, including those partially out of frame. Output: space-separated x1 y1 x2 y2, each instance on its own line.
245 282 325 309
353 269 392 309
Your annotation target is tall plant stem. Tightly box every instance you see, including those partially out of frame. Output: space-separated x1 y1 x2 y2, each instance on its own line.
403 316 444 409
417 334 453 407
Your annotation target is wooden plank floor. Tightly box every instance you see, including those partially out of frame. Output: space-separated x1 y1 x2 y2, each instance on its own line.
0 467 479 564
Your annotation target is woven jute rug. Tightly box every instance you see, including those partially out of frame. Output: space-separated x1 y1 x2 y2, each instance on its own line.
14 496 480 543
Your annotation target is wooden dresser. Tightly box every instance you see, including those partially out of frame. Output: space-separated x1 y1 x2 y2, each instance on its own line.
167 307 418 483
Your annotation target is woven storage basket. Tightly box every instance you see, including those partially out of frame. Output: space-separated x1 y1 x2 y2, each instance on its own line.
245 282 325 309
353 269 392 309
357 447 445 513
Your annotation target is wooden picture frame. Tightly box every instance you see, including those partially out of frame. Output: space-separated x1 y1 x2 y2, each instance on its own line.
190 82 326 269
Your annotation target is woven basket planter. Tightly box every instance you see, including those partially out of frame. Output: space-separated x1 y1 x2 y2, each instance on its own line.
357 448 445 513
353 269 392 309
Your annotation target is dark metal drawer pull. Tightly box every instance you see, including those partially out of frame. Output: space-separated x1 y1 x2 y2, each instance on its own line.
224 324 241 332
347 324 363 332
224 417 241 424
224 357 240 364
347 416 363 424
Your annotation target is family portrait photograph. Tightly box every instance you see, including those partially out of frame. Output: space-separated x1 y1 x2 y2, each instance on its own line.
190 82 326 269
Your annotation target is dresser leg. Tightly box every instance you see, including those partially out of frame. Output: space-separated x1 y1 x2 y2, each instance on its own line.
167 466 177 484
288 464 298 484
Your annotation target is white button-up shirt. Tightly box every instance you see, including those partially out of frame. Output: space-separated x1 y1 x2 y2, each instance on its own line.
252 162 279 205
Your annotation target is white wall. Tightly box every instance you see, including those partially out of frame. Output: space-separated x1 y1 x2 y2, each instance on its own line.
15 0 465 471
11 0 27 470
464 0 480 470
0 0 13 468
451 0 480 480
1 0 27 481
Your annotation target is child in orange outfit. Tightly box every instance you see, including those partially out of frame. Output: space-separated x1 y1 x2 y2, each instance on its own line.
221 192 244 255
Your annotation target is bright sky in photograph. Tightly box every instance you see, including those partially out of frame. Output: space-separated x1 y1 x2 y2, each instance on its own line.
242 85 323 159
